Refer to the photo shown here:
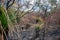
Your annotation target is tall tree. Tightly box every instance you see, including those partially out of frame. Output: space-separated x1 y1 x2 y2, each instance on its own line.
48 0 57 7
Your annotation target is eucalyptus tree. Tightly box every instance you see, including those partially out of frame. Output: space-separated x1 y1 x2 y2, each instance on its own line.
48 0 57 9
33 0 52 40
14 0 35 24
48 0 57 5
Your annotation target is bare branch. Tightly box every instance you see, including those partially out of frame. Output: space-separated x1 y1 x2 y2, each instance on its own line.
6 0 15 9
20 6 34 18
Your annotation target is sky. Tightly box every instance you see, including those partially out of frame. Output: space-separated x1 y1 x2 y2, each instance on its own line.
20 0 49 11
18 0 59 12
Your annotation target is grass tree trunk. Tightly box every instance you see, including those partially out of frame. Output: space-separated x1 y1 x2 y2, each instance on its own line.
0 21 4 40
0 33 3 40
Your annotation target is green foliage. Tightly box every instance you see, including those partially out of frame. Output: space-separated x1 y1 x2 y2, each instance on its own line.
0 6 8 30
16 16 20 23
9 13 15 23
7 8 16 23
35 26 40 30
48 0 57 5
36 17 43 24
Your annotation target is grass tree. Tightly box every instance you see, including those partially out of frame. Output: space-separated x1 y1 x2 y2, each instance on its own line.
0 6 9 40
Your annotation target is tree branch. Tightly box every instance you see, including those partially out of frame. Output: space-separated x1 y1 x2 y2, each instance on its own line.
6 0 15 9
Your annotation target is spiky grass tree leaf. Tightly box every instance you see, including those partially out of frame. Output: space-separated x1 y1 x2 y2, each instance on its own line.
35 26 40 30
0 6 8 30
7 8 16 24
